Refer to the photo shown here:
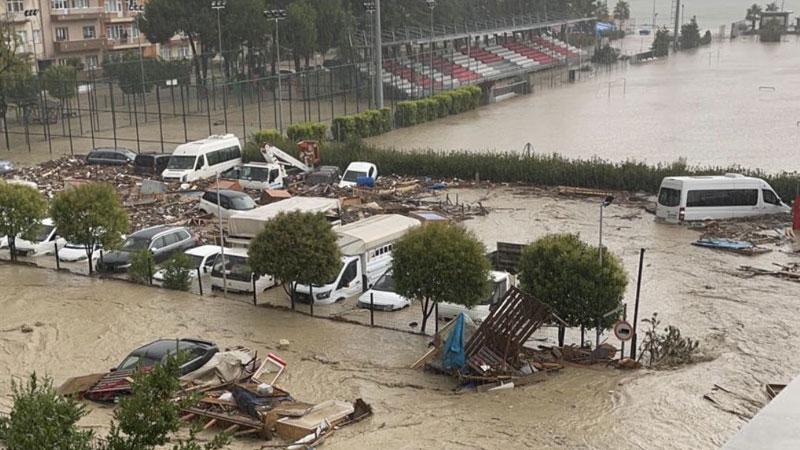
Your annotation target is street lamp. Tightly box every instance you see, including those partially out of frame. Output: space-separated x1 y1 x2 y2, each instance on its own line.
426 0 436 97
129 2 147 99
264 9 287 133
211 1 226 80
364 1 376 108
23 9 40 73
598 195 615 266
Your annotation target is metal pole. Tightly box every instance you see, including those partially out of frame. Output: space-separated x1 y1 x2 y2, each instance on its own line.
630 248 646 359
310 285 314 316
428 1 435 97
155 85 164 152
109 82 118 148
370 292 375 326
197 267 204 295
136 19 147 120
252 273 257 305
599 204 604 266
217 8 223 79
673 0 681 51
374 0 384 108
275 18 283 133
54 241 60 270
216 173 228 296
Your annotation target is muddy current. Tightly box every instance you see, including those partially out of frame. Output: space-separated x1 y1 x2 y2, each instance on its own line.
2 187 800 449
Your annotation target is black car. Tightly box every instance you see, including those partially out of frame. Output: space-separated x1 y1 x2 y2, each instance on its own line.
96 225 199 273
84 338 218 402
133 153 171 175
86 147 137 166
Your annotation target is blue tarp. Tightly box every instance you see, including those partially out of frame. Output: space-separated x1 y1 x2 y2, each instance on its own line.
595 22 616 36
692 238 754 251
441 313 466 370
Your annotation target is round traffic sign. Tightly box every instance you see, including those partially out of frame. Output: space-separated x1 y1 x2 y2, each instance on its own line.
613 320 633 341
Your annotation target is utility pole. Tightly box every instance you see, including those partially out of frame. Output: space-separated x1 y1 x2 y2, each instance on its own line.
216 172 228 296
364 1 376 108
673 0 681 51
426 0 436 98
374 0 383 108
211 1 226 80
264 9 287 132
24 9 39 73
597 195 614 346
130 3 147 102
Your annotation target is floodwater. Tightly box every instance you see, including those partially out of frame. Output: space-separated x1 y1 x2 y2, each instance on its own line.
370 36 800 173
3 187 800 448
629 0 800 31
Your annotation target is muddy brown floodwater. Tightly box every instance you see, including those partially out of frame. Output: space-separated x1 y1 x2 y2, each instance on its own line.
2 187 800 449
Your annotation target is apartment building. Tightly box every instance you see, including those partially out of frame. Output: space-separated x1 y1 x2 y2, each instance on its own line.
1 0 191 72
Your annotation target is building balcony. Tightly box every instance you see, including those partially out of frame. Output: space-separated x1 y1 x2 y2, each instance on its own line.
54 38 105 53
50 6 104 21
106 37 147 50
5 11 29 23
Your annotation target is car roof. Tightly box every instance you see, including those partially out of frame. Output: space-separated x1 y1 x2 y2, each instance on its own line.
128 338 214 359
92 147 135 154
220 247 249 257
186 245 222 257
209 190 249 198
345 162 376 172
131 225 175 239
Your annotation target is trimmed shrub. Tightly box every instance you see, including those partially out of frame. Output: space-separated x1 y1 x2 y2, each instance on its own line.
332 115 358 141
395 85 484 128
162 253 193 291
396 101 417 127
129 249 155 285
287 122 328 142
332 108 393 141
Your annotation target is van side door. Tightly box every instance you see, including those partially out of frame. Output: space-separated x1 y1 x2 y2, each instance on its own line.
336 259 361 299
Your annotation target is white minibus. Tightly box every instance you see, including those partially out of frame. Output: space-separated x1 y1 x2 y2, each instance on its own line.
656 174 790 224
161 134 242 183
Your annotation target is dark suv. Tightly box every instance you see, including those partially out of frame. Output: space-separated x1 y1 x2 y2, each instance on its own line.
134 153 171 175
96 225 200 273
86 147 137 166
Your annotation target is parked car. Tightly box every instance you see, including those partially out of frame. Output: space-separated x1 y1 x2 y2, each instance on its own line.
152 245 222 284
133 153 171 176
96 225 199 273
86 147 137 166
356 270 406 311
198 190 257 219
59 242 102 262
339 162 378 188
305 166 341 186
0 218 67 257
209 247 276 293
84 338 218 402
0 160 15 175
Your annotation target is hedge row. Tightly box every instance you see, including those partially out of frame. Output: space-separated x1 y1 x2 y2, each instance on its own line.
287 122 328 142
332 108 392 141
320 142 800 201
396 85 482 127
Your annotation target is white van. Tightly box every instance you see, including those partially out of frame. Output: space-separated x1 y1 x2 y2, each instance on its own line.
295 214 421 305
161 134 242 183
656 174 790 224
209 247 276 293
339 162 378 188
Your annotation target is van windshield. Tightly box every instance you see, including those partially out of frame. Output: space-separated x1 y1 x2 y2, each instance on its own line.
240 166 270 181
658 188 681 207
373 271 395 292
167 156 196 170
212 255 252 281
343 170 367 182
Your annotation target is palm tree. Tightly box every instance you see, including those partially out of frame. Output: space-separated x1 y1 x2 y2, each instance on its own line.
765 2 780 12
613 1 631 21
746 4 762 30
596 1 610 21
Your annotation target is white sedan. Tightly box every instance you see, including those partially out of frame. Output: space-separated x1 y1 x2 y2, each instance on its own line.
58 242 102 262
9 218 67 257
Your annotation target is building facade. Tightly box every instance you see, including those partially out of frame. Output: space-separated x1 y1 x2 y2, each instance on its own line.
1 0 191 73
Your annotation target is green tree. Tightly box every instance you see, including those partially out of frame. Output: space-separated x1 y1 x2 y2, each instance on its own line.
314 0 355 59
101 355 229 450
651 27 671 57
248 211 341 299
679 17 702 49
219 0 271 77
0 20 32 130
162 253 193 291
0 182 48 261
591 44 619 64
43 64 78 105
596 1 610 20
129 249 156 284
746 4 763 30
286 0 319 70
102 52 160 94
50 183 129 274
613 0 630 21
518 234 627 346
392 223 490 334
765 2 780 12
0 373 93 450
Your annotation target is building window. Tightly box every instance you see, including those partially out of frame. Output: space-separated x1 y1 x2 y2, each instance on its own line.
160 47 171 60
55 27 69 42
16 31 27 45
52 0 68 9
131 24 139 39
71 0 88 7
104 0 121 12
83 26 95 39
178 46 189 58
85 55 98 69
7 0 24 13
32 30 40 45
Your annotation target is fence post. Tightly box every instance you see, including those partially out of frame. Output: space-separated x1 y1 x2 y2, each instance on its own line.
180 84 188 141
147 258 153 286
370 292 375 327
109 81 118 148
252 273 257 306
197 267 203 295
310 285 314 317
156 86 164 153
132 88 141 154
239 81 247 143
630 248 646 360
434 302 439 335
291 283 295 311
222 81 229 134
54 241 60 270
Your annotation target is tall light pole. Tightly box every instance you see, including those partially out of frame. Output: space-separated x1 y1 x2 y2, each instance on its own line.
211 0 226 80
130 2 147 102
364 1 376 108
596 195 614 346
374 0 383 108
426 0 436 97
23 9 39 73
264 9 287 133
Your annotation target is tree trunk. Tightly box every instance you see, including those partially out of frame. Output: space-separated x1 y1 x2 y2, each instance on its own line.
304 54 310 68
419 298 436 334
187 33 203 86
293 53 301 73
86 246 94 274
8 237 16 262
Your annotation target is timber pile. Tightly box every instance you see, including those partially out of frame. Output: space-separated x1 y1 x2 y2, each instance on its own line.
739 263 800 282
699 215 791 245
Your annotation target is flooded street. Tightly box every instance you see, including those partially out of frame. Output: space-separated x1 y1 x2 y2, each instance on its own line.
370 36 800 172
3 188 800 448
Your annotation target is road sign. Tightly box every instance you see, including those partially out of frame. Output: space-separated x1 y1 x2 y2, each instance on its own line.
614 320 633 341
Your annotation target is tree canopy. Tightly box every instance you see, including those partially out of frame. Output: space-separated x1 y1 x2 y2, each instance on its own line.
613 1 630 21
50 183 129 273
746 4 763 29
0 183 48 261
248 211 341 294
392 223 490 334
679 17 702 49
518 233 627 335
651 28 671 57
43 64 78 103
